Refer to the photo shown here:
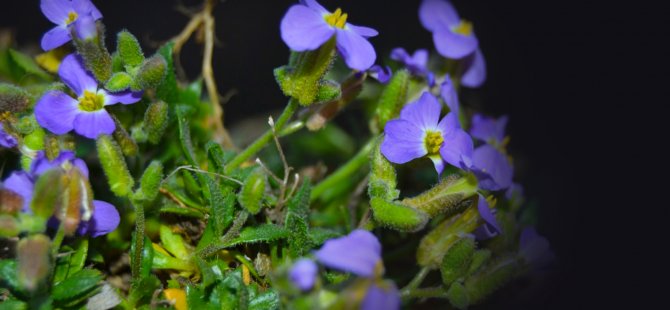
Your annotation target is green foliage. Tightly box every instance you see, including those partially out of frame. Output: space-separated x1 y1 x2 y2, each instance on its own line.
51 269 103 303
2 49 51 82
228 224 289 246
402 174 478 217
134 160 164 202
285 180 313 257
155 42 178 104
238 169 267 215
144 100 169 144
369 197 429 232
96 134 134 197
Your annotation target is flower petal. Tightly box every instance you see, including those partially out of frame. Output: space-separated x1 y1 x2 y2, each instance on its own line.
519 227 555 269
3 171 34 213
400 92 441 131
390 48 410 63
73 110 115 139
289 259 318 291
475 194 501 237
280 4 335 51
59 54 98 96
361 283 401 310
30 151 89 179
72 0 103 20
439 126 473 169
470 114 507 145
440 76 460 116
461 49 487 88
0 125 18 148
347 24 378 38
35 90 79 135
315 229 382 277
368 65 392 84
73 15 97 40
40 0 73 25
419 0 460 31
433 29 478 59
103 90 143 105
381 119 427 164
471 144 513 191
299 0 328 14
40 26 71 51
428 155 445 176
335 29 376 71
82 200 120 237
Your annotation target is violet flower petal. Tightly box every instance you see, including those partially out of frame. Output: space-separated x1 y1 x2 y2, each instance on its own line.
470 114 508 145
34 90 80 135
72 0 102 20
505 182 524 200
315 229 382 277
41 26 71 51
381 119 427 164
368 65 392 84
419 0 460 31
471 144 513 191
399 92 441 130
475 194 501 238
361 283 401 310
428 155 446 176
104 90 143 105
348 24 378 38
519 227 555 269
289 258 318 291
74 14 97 40
299 0 328 14
59 54 98 96
441 75 460 116
0 125 18 148
82 200 120 237
280 4 335 52
73 110 115 139
40 0 73 25
461 49 487 88
30 151 89 178
439 125 473 169
3 171 34 213
335 28 376 71
432 28 478 59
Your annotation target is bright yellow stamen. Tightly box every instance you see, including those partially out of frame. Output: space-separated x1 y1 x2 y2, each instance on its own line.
424 131 444 155
0 111 10 121
66 11 78 25
452 19 473 36
324 8 348 29
78 90 104 112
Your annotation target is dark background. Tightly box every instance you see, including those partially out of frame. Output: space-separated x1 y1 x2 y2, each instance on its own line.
2 0 661 308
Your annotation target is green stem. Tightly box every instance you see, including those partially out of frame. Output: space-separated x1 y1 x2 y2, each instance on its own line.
131 202 145 282
401 286 449 300
50 223 66 258
310 138 375 202
403 266 431 292
225 99 299 174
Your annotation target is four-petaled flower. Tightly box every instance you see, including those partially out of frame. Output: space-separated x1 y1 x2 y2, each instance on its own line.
419 0 486 87
281 0 378 70
35 54 142 139
390 47 435 86
40 0 103 51
2 151 120 237
381 92 473 175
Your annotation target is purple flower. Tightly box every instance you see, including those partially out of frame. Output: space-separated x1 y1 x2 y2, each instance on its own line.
419 0 478 59
40 0 103 51
35 54 142 139
381 92 473 175
1 151 119 237
519 227 555 270
361 282 401 310
0 124 18 148
280 0 378 70
368 65 392 84
289 258 318 291
461 49 487 88
440 75 460 116
471 144 513 191
390 47 435 86
471 114 508 146
315 229 382 277
473 194 502 240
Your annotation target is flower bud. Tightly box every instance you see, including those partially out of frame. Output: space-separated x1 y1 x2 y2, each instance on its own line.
368 138 398 201
132 55 167 91
17 234 51 292
111 115 138 156
105 72 132 92
370 197 428 232
133 160 163 202
238 169 267 215
143 100 168 144
96 134 134 197
445 282 469 309
372 69 409 132
402 174 478 217
72 21 113 82
462 256 519 306
116 30 144 67
440 236 475 286
0 83 31 114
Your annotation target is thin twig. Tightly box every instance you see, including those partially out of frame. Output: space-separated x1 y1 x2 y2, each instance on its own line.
163 165 243 185
255 158 283 185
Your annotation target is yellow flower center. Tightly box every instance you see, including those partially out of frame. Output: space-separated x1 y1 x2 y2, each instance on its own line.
424 131 444 155
324 8 348 29
452 19 473 36
78 90 104 112
66 11 78 25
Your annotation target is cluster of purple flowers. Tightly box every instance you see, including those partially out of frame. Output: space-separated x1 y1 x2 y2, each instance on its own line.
2 151 119 237
40 0 103 51
289 230 400 310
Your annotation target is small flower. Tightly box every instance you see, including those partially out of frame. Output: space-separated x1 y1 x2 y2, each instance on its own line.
381 92 473 175
35 54 142 139
519 227 555 270
0 124 17 148
315 229 382 277
390 47 434 85
473 194 502 240
280 0 378 70
471 144 513 191
461 49 487 88
419 0 478 59
1 151 119 237
470 114 509 147
40 0 103 51
360 282 401 310
368 65 392 84
289 258 318 291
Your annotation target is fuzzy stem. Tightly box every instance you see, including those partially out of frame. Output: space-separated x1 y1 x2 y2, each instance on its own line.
131 202 145 282
400 286 449 300
224 99 299 173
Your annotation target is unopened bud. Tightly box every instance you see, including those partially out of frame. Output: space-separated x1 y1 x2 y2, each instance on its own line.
72 21 112 82
133 160 163 202
238 169 267 215
373 69 409 131
370 197 428 232
144 100 168 144
116 30 144 67
402 174 478 217
17 234 51 292
111 114 138 156
96 134 134 197
105 72 132 92
132 55 167 91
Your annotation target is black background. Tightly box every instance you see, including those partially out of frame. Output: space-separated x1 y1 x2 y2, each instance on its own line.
2 0 663 308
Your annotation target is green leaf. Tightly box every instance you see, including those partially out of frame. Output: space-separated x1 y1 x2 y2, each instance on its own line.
238 169 266 215
53 239 89 283
159 224 190 261
209 178 235 236
7 49 51 81
129 274 161 307
249 290 279 310
228 224 289 246
130 234 154 279
155 42 178 105
0 298 28 310
52 269 102 303
440 237 476 286
175 107 198 167
159 204 205 218
0 259 22 296
285 180 312 257
309 228 341 246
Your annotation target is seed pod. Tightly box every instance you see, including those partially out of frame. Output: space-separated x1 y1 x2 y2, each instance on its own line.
373 69 409 131
116 30 144 67
369 197 428 232
111 115 138 156
17 234 51 292
441 237 476 286
132 55 167 91
238 169 266 215
134 160 163 202
105 72 132 92
96 134 134 197
0 83 31 113
143 100 168 144
402 174 478 217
